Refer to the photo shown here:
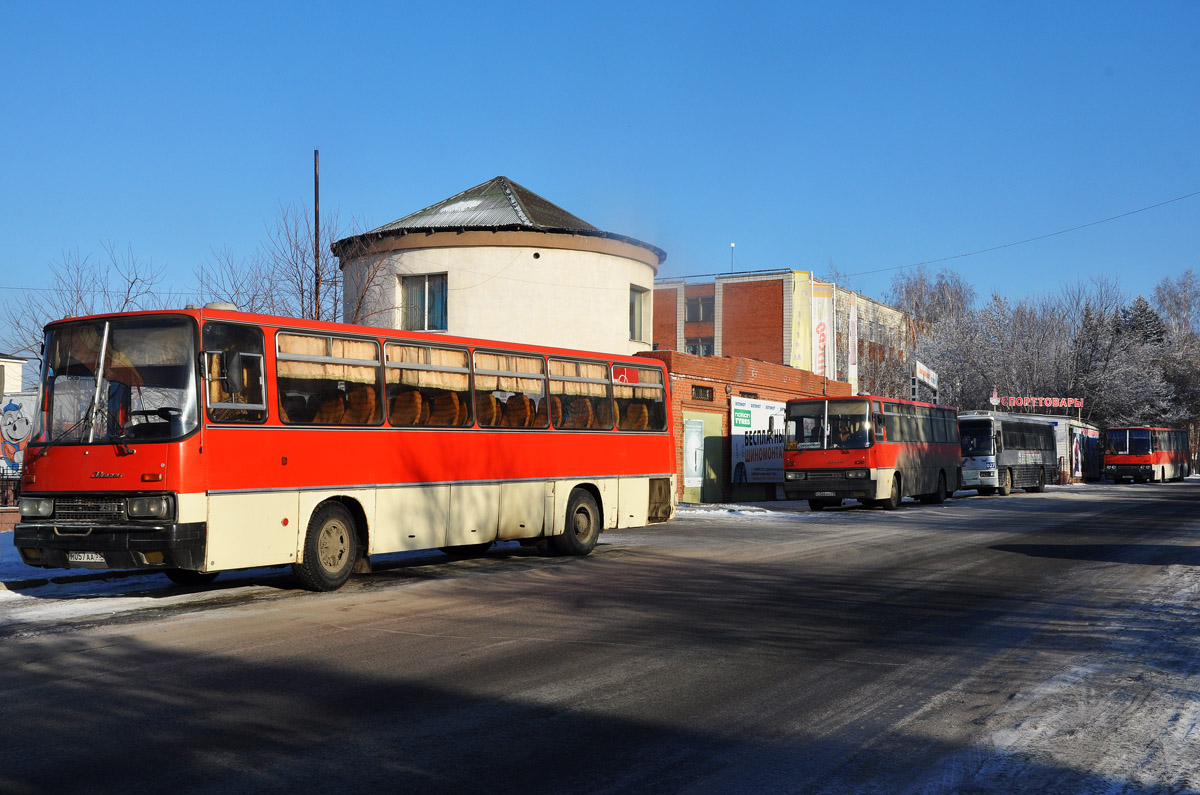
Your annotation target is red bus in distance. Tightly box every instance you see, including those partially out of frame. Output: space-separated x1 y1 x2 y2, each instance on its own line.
15 307 676 590
783 395 962 510
1102 426 1191 484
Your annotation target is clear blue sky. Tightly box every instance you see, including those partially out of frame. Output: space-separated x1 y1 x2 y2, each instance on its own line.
2 1 1197 307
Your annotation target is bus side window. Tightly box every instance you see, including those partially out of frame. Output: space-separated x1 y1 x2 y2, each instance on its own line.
204 322 267 423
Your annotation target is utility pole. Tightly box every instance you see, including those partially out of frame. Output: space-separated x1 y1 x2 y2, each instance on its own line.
314 149 321 320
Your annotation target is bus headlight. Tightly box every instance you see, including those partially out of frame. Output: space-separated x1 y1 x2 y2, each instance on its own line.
785 471 806 480
127 495 174 520
845 470 868 479
19 497 54 518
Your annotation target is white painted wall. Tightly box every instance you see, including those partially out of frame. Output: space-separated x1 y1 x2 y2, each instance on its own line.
343 240 658 357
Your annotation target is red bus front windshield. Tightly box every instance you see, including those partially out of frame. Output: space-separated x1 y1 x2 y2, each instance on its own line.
787 398 871 451
1106 428 1151 456
35 316 200 445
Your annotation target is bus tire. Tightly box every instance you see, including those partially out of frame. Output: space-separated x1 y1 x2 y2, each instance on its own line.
880 475 902 510
921 473 950 504
1027 468 1046 493
294 502 359 591
550 489 600 556
164 569 219 587
998 469 1012 496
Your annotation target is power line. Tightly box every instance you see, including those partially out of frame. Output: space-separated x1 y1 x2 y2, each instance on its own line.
658 189 1200 283
846 189 1200 278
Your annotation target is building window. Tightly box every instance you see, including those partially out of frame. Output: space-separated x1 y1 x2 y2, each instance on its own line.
630 286 648 341
685 296 714 322
685 337 714 356
401 273 447 331
739 391 758 399
691 385 714 401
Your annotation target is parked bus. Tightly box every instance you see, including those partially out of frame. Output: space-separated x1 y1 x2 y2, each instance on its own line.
1102 426 1191 483
782 395 961 510
958 411 1058 495
15 307 676 590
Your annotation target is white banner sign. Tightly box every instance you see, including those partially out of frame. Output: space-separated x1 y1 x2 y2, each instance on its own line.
811 281 836 379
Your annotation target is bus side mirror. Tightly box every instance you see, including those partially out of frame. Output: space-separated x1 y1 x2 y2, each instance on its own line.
225 350 244 394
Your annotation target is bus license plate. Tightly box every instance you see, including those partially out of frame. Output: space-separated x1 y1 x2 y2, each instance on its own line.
68 551 105 564
815 491 836 497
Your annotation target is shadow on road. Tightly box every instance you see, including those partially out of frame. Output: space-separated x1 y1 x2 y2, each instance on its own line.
0 628 1182 795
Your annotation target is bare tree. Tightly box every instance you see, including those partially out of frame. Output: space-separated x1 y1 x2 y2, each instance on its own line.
195 246 281 316
1 244 165 387
195 203 390 325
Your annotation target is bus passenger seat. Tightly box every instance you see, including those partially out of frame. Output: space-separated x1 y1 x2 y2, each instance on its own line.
621 403 649 431
344 387 377 424
502 394 533 427
548 396 563 427
475 393 500 427
389 390 423 426
312 393 346 424
562 398 593 429
281 395 307 423
427 392 459 426
592 398 618 429
455 392 471 426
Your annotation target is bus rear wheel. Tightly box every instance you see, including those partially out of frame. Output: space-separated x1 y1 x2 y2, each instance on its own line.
550 489 600 556
294 502 359 591
920 472 948 504
1026 468 1046 493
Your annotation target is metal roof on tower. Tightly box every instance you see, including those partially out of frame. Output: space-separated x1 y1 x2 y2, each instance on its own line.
331 176 666 264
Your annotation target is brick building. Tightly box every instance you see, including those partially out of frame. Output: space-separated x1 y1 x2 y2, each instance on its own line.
654 271 910 397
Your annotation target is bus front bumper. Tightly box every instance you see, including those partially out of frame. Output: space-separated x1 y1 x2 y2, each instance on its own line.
962 469 998 487
782 470 875 501
13 522 207 571
1105 464 1153 481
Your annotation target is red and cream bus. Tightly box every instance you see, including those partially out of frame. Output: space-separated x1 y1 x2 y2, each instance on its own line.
1102 426 1191 483
15 307 676 590
783 395 962 510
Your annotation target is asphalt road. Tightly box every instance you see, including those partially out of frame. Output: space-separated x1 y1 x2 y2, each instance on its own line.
2 481 1198 794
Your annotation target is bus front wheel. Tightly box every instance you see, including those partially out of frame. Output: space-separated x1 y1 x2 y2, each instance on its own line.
550 489 600 556
879 475 902 510
998 469 1012 496
294 502 359 591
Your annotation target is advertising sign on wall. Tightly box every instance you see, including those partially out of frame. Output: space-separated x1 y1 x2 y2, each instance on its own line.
683 419 704 488
730 397 787 483
790 271 811 371
847 292 858 393
811 281 836 379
